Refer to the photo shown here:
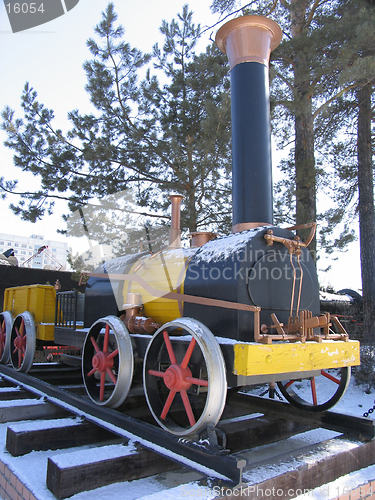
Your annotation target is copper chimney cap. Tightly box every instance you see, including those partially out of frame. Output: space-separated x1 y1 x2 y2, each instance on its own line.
215 15 282 69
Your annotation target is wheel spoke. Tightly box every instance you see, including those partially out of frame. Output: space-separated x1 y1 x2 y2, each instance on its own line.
99 371 106 402
90 336 101 353
321 369 340 384
180 390 196 426
13 322 27 369
148 369 166 378
103 324 110 353
107 348 118 360
160 390 176 420
310 377 317 405
163 331 177 365
156 336 203 423
87 367 96 377
185 376 208 387
106 367 117 385
181 337 196 369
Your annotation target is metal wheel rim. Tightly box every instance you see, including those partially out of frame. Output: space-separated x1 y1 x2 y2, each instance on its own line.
0 311 13 364
143 317 227 436
10 312 36 373
82 315 134 408
277 367 351 412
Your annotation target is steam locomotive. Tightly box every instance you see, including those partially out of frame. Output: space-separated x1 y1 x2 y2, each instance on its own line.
0 15 360 437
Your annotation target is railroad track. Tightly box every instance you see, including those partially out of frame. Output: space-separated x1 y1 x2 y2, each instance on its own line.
0 362 374 499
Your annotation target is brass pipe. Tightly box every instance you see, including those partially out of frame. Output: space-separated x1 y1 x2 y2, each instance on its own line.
168 194 184 247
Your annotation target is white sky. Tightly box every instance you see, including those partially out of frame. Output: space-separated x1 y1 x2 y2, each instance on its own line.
0 0 362 292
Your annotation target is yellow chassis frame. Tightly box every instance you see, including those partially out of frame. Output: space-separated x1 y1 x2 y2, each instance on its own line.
233 340 360 377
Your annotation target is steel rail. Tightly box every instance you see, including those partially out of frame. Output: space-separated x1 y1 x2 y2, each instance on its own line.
0 364 244 485
0 364 372 488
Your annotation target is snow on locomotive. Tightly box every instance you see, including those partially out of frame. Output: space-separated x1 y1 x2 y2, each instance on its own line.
0 15 360 437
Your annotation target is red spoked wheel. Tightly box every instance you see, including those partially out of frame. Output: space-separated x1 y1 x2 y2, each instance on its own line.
0 311 13 364
143 318 227 436
10 312 36 372
82 316 134 408
277 367 351 412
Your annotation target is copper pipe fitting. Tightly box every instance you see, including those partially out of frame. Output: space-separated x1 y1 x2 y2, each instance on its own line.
189 231 218 248
168 194 184 247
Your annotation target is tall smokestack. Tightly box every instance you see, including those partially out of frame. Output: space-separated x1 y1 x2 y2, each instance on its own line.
216 16 282 232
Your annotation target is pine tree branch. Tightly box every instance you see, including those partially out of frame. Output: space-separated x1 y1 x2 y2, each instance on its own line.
197 209 231 226
3 123 89 180
313 83 358 119
70 201 171 219
109 160 167 184
0 181 81 204
265 0 278 17
305 0 324 30
203 1 259 41
279 0 291 10
0 178 171 220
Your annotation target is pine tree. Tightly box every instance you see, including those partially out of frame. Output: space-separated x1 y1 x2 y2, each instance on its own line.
210 0 355 259
138 5 232 232
357 82 375 341
1 4 232 239
212 0 375 341
1 3 149 223
318 0 375 340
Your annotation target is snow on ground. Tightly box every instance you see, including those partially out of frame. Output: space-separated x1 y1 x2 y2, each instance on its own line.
0 417 208 500
245 373 375 500
0 373 374 499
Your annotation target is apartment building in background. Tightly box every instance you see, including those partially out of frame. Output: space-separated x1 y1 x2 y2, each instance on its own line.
0 233 68 270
